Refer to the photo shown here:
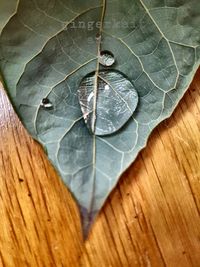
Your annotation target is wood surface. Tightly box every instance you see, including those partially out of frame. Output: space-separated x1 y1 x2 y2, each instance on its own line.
0 69 199 267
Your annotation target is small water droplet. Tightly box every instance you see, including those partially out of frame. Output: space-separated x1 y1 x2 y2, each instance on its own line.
40 98 53 109
96 33 101 40
104 84 109 90
99 51 115 67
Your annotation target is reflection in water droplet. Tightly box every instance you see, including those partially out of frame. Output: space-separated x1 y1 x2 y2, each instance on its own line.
88 92 94 102
40 98 53 109
78 70 138 136
99 51 115 67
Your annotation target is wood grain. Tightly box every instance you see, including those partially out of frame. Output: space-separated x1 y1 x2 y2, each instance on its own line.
0 69 199 267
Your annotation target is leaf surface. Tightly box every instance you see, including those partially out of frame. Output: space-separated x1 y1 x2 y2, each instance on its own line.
0 0 18 33
0 0 199 237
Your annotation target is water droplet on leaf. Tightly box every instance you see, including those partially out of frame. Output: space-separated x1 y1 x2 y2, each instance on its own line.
99 51 115 67
78 70 138 136
40 98 53 109
95 33 101 40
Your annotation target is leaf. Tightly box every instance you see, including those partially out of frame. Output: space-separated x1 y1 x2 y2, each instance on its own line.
0 0 18 33
0 0 200 238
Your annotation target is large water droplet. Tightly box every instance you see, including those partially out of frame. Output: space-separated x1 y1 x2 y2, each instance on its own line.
99 51 115 67
78 70 138 136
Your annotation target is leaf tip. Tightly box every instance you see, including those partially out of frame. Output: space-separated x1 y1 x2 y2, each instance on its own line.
79 206 98 241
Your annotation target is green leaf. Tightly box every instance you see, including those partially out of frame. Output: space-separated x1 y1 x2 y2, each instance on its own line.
0 0 199 238
0 0 18 33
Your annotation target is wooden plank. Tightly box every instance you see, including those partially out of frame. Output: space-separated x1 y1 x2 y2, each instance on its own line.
0 69 199 267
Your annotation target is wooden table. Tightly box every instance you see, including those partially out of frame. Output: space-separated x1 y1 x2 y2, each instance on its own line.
0 69 199 267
